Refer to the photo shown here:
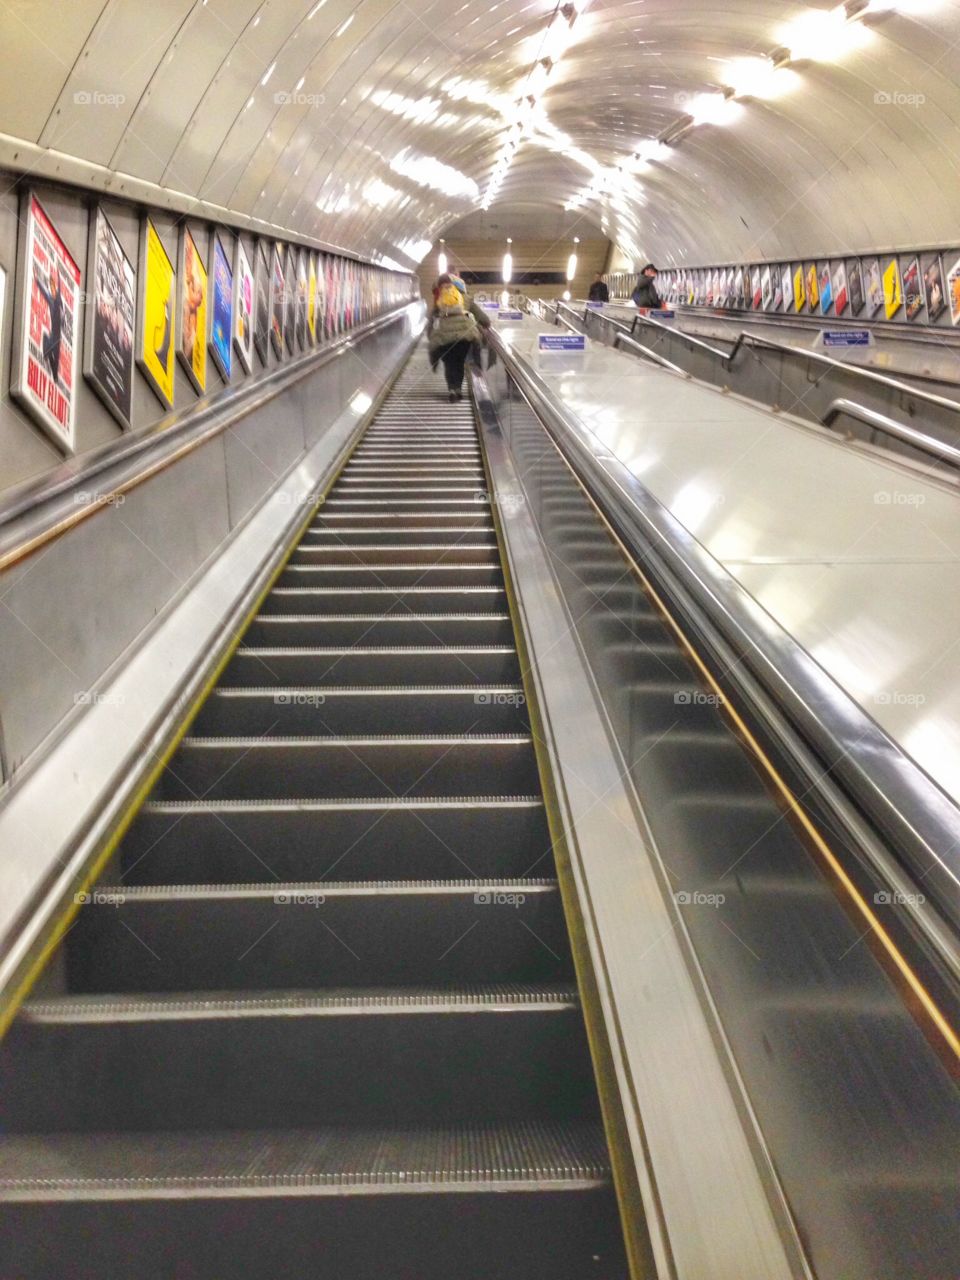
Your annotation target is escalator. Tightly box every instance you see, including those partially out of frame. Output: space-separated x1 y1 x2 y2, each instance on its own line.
0 357 629 1278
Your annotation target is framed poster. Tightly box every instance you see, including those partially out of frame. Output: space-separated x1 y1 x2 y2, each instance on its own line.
832 262 848 316
12 192 82 452
295 249 308 351
792 266 806 313
947 256 960 325
137 219 176 409
750 268 762 309
805 264 819 312
902 256 923 322
772 268 784 311
307 252 318 345
271 244 285 358
84 206 135 430
780 265 792 312
209 234 233 381
234 238 255 373
254 241 271 364
922 254 946 322
882 257 902 320
284 252 297 350
818 263 833 315
760 266 772 310
864 257 883 317
846 259 865 315
178 226 207 393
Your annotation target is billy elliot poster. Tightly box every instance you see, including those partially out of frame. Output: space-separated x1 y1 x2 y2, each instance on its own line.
13 193 82 452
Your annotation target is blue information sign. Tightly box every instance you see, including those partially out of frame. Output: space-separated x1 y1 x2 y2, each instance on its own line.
538 333 586 351
498 310 523 320
822 329 872 348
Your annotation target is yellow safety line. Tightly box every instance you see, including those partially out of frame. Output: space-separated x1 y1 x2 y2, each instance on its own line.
556 428 960 1067
0 355 411 1040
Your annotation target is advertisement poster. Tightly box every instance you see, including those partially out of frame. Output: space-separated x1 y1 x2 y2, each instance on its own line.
137 219 176 409
84 206 135 429
882 257 902 320
818 264 832 315
12 193 82 452
295 250 308 351
923 255 946 322
761 266 772 310
947 256 960 326
254 241 271 364
178 227 207 393
307 253 318 344
793 266 806 313
780 265 792 312
283 251 297 352
902 257 923 322
832 262 848 316
805 264 819 311
271 244 285 358
847 259 865 315
773 268 784 311
864 258 883 317
209 235 233 381
234 238 255 373
751 268 762 309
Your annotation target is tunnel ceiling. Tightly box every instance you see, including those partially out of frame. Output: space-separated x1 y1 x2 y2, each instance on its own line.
1 1 957 271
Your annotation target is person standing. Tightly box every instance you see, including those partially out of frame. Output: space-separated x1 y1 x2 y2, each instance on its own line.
588 273 609 303
429 281 480 402
631 264 661 310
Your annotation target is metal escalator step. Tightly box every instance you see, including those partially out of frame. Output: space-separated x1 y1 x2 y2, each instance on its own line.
245 612 514 646
0 1119 611 1197
221 645 520 686
312 513 494 529
65 878 570 991
302 528 494 546
121 795 550 884
159 734 539 799
1 985 593 1132
289 544 499 565
194 684 528 735
261 586 508 614
280 565 504 588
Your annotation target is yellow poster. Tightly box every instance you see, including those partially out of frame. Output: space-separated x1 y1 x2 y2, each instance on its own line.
883 257 903 320
805 264 819 310
793 266 806 313
139 219 176 408
179 227 207 393
307 255 318 344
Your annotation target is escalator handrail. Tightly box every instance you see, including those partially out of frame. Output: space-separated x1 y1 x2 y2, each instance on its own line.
0 302 425 571
484 321 960 946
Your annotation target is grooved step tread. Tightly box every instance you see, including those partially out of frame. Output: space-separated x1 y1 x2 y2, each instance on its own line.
21 984 579 1023
92 877 557 900
0 1120 611 1199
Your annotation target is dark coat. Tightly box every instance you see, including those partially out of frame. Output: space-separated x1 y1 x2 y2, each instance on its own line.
588 280 609 302
632 277 661 309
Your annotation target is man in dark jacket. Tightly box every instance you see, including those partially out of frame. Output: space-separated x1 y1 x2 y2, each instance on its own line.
588 273 609 303
631 264 661 310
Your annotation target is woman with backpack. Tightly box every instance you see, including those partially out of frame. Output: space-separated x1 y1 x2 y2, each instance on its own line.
428 276 490 401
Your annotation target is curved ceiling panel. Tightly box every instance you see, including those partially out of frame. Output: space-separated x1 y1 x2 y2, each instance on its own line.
0 0 956 270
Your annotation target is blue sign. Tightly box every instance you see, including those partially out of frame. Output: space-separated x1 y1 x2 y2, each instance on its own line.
480 300 502 311
585 301 604 310
498 310 523 321
538 333 586 352
822 329 872 348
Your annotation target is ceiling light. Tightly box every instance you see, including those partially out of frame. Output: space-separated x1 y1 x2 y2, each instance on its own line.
390 148 479 199
780 6 871 61
502 251 513 284
725 56 796 99
334 14 354 38
261 61 276 86
566 252 578 281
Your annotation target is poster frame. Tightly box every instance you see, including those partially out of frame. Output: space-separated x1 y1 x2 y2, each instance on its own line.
233 236 255 374
83 204 136 431
271 243 285 359
135 216 177 411
208 232 233 383
177 224 208 395
254 240 271 366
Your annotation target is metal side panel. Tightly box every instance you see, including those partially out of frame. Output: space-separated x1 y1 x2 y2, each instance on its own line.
474 378 804 1280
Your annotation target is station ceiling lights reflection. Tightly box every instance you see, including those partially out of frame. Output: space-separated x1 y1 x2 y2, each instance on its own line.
0 0 953 270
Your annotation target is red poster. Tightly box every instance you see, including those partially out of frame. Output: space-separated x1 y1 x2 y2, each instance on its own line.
13 193 82 452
